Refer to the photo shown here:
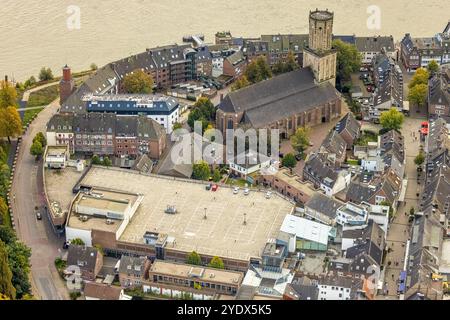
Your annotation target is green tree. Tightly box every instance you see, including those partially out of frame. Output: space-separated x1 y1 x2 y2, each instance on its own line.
173 122 183 130
91 155 102 165
332 39 362 82
0 81 18 109
192 161 210 181
123 69 154 94
414 151 425 166
90 63 98 71
256 56 272 80
245 56 272 84
0 106 23 143
6 241 31 298
208 256 225 269
186 251 202 265
231 75 251 91
0 198 8 226
0 240 16 299
380 108 404 131
408 68 429 89
408 83 428 108
24 76 37 88
0 163 10 199
281 153 297 168
70 238 85 246
427 60 439 75
187 97 216 131
102 157 112 167
38 67 54 82
272 51 299 75
0 225 16 245
30 140 43 159
290 127 310 153
212 168 221 182
33 132 47 148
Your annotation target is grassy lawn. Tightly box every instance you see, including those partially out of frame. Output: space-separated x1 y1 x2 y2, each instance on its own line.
27 84 59 108
346 159 359 166
23 107 45 126
355 130 378 146
225 178 250 187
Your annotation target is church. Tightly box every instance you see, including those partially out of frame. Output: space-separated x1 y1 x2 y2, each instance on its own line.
216 9 342 138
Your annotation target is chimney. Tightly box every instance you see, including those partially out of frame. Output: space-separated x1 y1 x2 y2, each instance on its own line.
63 65 72 82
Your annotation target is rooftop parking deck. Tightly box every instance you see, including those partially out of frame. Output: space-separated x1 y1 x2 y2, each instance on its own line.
79 167 295 261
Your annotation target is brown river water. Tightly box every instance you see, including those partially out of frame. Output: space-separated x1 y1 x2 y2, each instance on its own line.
1 0 449 81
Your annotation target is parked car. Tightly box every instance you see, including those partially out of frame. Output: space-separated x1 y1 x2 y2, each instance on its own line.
265 191 272 199
360 67 368 72
205 184 212 191
211 184 219 192
295 154 303 161
233 187 239 194
244 188 250 196
36 212 42 220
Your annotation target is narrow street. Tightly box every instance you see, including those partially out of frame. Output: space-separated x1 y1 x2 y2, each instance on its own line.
10 97 69 300
379 115 425 299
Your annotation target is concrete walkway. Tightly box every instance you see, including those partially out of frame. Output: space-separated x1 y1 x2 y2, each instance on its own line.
378 116 426 300
10 98 69 300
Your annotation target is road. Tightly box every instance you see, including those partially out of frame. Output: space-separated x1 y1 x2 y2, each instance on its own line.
378 115 425 300
10 97 69 300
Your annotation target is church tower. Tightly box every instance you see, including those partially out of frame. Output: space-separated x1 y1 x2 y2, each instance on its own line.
303 9 337 86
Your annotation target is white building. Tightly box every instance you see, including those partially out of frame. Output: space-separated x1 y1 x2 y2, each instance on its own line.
320 170 351 197
317 277 354 300
228 150 272 178
336 202 369 226
44 145 69 169
84 94 181 134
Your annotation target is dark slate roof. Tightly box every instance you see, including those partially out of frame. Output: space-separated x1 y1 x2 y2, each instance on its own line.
67 245 99 273
380 130 405 163
320 130 347 159
85 94 179 114
260 34 309 53
285 283 319 300
421 165 450 213
219 68 340 128
303 153 339 186
346 180 378 204
333 35 356 45
344 221 385 266
355 36 395 52
335 112 361 141
305 193 344 219
115 116 138 137
429 75 450 107
225 51 245 66
407 215 443 290
401 34 418 55
47 113 74 132
136 116 166 140
73 113 116 134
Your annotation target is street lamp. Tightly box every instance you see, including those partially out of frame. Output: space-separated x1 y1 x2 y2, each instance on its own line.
203 208 207 220
243 213 247 225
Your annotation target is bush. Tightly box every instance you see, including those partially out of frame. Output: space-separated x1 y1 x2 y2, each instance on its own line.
39 67 54 82
69 291 81 300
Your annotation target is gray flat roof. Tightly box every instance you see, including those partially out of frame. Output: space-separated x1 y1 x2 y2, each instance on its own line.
78 167 295 261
